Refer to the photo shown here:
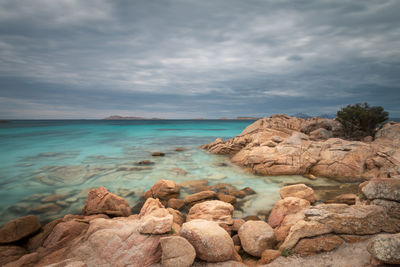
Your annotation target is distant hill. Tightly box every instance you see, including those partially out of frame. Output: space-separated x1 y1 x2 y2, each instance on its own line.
104 115 162 120
236 117 260 120
291 113 311 119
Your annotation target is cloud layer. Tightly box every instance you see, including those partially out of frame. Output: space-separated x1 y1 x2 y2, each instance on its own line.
1 0 399 118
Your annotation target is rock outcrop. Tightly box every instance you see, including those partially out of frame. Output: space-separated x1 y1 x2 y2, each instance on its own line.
82 186 131 217
139 198 173 234
201 115 400 182
0 215 41 244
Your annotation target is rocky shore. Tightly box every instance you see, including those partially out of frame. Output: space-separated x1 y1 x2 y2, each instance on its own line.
0 176 399 266
201 115 400 182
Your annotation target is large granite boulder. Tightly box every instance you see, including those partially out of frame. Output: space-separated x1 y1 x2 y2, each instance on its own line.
0 215 41 244
367 233 400 265
186 200 234 230
180 219 236 262
267 197 310 228
361 178 400 201
160 236 196 267
144 180 180 202
82 186 131 217
238 220 276 257
139 198 173 234
279 184 316 202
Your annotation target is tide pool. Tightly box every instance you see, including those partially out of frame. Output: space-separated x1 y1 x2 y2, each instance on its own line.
0 120 343 226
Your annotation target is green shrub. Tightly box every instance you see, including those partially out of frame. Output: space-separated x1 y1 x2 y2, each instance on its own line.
281 249 294 257
336 102 388 140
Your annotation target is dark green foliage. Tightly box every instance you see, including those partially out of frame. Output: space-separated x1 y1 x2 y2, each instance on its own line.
336 103 388 140
281 249 294 257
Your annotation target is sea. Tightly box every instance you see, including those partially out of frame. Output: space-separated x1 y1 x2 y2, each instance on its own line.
0 119 343 226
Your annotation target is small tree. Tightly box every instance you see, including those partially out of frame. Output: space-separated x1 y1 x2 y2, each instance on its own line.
336 102 388 140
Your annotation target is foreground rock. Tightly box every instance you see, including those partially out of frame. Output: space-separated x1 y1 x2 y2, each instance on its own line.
238 220 276 257
0 245 27 265
82 186 131 217
201 115 400 181
160 236 196 267
187 200 234 231
367 233 400 265
268 197 310 228
0 215 41 244
139 198 173 234
180 219 236 262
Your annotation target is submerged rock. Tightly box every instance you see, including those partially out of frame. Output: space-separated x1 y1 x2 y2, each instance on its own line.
82 186 131 217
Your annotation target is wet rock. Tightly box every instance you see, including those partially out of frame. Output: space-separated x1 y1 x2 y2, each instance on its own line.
367 233 400 265
0 215 41 244
180 179 209 193
267 197 310 228
139 198 173 235
180 219 235 262
175 148 185 152
144 180 180 201
184 191 216 205
168 198 185 210
187 200 234 229
279 184 316 202
0 245 27 266
325 193 359 205
258 249 281 265
217 193 236 204
171 167 188 175
241 187 256 195
137 160 154 165
293 234 344 255
152 152 165 156
238 220 275 257
160 236 196 267
82 186 131 217
41 194 70 203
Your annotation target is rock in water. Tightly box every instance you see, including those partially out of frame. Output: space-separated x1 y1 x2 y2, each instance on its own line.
279 184 316 202
0 215 41 244
180 219 235 262
82 186 131 217
238 220 276 257
367 233 400 265
160 236 196 267
144 180 180 201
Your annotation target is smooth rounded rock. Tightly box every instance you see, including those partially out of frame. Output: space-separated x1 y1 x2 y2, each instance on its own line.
279 184 316 202
238 220 276 257
160 236 196 267
0 215 41 244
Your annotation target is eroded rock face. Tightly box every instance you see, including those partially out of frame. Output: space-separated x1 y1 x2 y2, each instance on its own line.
279 184 316 202
144 180 180 201
186 200 234 230
238 220 276 257
160 236 196 267
180 219 235 262
293 234 344 255
280 204 399 250
361 178 400 202
0 215 41 244
201 115 400 181
267 197 310 228
82 186 131 217
367 233 400 265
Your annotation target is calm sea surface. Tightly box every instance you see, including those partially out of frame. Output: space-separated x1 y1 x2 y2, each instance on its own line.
0 120 339 226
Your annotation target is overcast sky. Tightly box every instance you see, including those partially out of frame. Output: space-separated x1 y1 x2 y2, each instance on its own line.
0 0 399 119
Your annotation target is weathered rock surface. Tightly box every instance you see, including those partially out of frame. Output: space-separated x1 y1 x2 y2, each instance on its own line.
361 178 400 201
0 215 41 244
258 249 281 265
139 198 173 234
168 198 185 210
325 193 359 205
293 234 344 255
0 245 27 266
280 204 399 250
160 236 196 267
184 191 216 205
238 220 276 257
180 219 235 262
186 200 234 229
279 184 316 202
367 233 400 265
82 186 131 217
201 115 400 181
144 180 180 201
268 197 310 228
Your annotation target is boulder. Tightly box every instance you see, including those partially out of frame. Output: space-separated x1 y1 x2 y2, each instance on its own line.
0 215 41 244
139 198 173 235
232 219 245 232
82 186 131 217
152 152 165 156
180 219 235 262
309 128 332 140
160 236 196 267
280 204 399 250
144 180 180 201
184 191 216 205
238 220 276 257
274 210 305 243
258 249 281 265
217 193 237 204
361 178 400 202
279 184 316 202
167 208 185 226
293 234 344 255
186 200 234 229
267 197 310 228
0 245 27 266
168 198 185 210
367 233 400 265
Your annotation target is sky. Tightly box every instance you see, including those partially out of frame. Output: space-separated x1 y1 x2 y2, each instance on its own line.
0 0 400 119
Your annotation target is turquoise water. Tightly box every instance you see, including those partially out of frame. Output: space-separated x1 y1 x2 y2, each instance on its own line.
0 120 339 226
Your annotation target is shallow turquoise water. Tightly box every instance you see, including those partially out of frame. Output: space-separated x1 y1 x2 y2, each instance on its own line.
0 120 339 226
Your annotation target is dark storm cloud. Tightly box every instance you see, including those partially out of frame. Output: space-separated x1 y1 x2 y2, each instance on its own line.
0 0 399 118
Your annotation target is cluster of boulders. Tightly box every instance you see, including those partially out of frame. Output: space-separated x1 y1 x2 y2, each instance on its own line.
0 176 399 266
201 115 400 182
